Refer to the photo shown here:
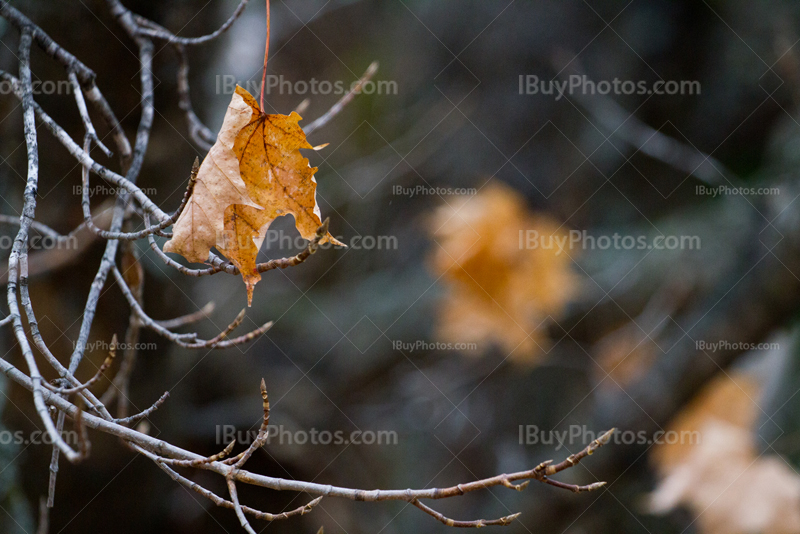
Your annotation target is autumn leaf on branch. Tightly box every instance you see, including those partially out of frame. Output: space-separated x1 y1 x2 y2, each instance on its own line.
217 86 343 305
164 85 342 305
165 0 342 306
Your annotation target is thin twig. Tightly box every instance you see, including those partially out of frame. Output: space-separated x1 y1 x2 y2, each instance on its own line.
150 451 323 521
411 499 520 528
227 478 258 534
113 265 273 348
175 44 214 149
113 392 170 426
0 1 131 167
132 0 249 45
42 335 117 395
305 62 378 135
74 400 91 459
155 301 215 329
228 379 270 468
160 440 237 468
195 309 246 348
132 16 216 148
80 156 199 241
256 218 329 273
0 214 65 239
0 70 168 221
68 70 112 157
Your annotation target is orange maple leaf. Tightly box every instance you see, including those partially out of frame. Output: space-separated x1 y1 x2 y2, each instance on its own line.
164 86 341 305
217 86 343 305
428 182 580 362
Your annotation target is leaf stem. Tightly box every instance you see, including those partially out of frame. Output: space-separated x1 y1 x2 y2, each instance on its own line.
259 0 270 113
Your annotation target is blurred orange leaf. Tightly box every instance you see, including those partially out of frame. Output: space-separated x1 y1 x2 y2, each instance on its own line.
648 371 800 534
428 182 580 363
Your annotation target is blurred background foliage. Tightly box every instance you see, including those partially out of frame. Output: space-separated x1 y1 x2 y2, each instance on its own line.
3 0 800 532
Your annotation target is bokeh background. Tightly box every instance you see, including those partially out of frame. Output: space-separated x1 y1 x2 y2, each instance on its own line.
3 0 800 533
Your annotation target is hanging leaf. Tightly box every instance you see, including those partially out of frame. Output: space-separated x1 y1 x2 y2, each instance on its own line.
164 86 342 305
216 86 343 305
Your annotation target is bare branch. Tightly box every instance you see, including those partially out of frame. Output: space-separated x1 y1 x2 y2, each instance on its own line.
132 0 249 45
551 50 735 187
73 401 91 459
0 360 613 530
0 3 615 530
0 214 65 239
42 335 117 395
155 301 215 329
194 309 246 349
160 440 237 468
80 156 198 241
227 478 258 534
411 499 520 528
151 452 323 521
112 265 273 348
0 70 168 221
0 2 95 84
175 43 214 149
305 61 378 135
294 98 310 115
256 218 330 273
544 428 616 476
68 71 112 157
114 392 170 427
8 31 80 463
227 379 270 468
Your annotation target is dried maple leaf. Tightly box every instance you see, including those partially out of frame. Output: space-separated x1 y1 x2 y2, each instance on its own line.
164 90 261 264
164 86 341 305
216 86 343 305
427 182 580 363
